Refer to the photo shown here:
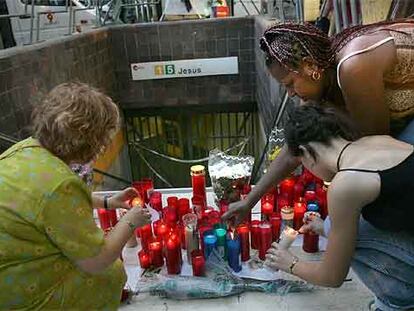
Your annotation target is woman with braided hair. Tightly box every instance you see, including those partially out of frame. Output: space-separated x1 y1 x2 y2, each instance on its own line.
223 20 414 223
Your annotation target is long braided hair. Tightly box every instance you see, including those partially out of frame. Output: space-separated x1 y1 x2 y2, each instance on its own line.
260 19 414 72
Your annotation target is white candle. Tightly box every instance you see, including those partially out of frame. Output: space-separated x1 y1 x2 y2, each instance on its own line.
185 225 199 264
278 226 298 250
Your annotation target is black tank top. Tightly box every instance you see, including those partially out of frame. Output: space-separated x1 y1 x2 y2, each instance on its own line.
337 143 414 234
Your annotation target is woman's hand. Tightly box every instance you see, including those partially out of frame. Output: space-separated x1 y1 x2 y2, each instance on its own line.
221 200 252 226
108 187 139 210
299 213 325 236
265 242 297 273
129 207 152 228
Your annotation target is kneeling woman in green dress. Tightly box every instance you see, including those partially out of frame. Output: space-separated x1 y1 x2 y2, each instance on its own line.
0 82 151 310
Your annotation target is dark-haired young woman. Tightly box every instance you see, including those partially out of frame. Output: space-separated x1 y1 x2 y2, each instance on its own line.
223 20 414 233
265 105 414 311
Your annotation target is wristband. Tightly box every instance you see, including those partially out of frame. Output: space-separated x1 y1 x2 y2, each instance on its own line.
289 255 299 274
103 195 110 210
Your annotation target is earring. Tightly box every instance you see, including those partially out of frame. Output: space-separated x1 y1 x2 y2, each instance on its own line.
311 71 321 81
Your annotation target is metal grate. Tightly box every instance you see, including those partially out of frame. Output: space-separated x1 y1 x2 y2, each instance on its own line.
124 107 258 188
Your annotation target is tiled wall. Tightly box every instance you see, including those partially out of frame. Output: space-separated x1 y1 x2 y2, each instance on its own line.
0 29 114 141
111 17 256 111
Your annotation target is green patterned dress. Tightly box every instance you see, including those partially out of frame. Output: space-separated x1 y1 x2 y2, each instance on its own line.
0 138 126 310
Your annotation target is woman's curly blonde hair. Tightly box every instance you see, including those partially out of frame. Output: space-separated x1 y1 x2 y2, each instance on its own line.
32 82 120 164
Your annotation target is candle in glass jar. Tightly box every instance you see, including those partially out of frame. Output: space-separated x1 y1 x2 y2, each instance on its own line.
183 213 199 264
269 212 281 242
198 225 213 255
293 182 304 202
250 220 261 250
98 209 111 230
149 191 162 212
279 178 295 203
214 228 227 259
236 223 250 262
166 238 181 274
277 195 289 214
192 195 205 218
142 178 154 204
191 165 207 204
203 231 217 259
226 233 241 272
148 237 164 267
293 200 306 230
138 223 153 252
278 226 298 250
261 200 274 219
302 211 321 253
316 186 328 219
132 181 146 204
191 249 205 277
281 206 294 230
167 196 178 210
108 210 118 227
303 232 319 253
178 198 191 221
163 206 178 226
258 222 272 260
138 249 151 269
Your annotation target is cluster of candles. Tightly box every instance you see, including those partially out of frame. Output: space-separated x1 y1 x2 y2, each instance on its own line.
97 166 328 276
261 168 328 253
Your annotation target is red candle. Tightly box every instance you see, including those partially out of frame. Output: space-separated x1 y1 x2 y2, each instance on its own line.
138 224 153 251
167 196 178 210
269 212 281 242
148 237 164 267
293 182 305 202
174 222 186 249
166 237 181 274
261 193 274 219
163 206 178 226
142 178 154 204
303 232 319 253
191 249 205 277
277 194 289 213
108 210 118 227
293 200 306 230
258 222 272 260
150 191 162 212
191 165 206 204
154 220 171 238
178 198 190 221
98 209 111 230
240 184 251 200
132 181 146 204
279 178 295 203
250 220 261 250
236 223 250 261
192 195 205 219
138 249 151 269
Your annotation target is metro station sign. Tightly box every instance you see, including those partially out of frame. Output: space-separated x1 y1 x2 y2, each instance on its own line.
130 57 239 81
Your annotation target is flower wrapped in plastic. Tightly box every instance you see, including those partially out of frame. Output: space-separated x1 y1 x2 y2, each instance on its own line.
208 149 254 204
266 127 285 170
135 251 313 300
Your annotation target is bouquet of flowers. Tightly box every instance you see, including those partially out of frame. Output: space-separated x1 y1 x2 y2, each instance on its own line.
208 149 254 204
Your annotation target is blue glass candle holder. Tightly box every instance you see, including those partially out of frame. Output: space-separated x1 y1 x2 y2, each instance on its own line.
226 234 241 272
203 231 217 259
